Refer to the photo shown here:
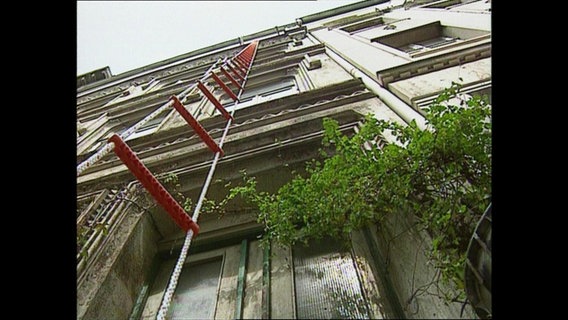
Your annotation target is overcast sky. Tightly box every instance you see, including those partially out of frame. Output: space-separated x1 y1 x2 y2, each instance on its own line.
77 0 363 76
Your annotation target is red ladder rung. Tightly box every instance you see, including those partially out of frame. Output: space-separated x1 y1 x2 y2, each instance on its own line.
170 96 225 156
235 55 249 66
226 63 246 83
232 58 248 72
196 81 234 121
108 134 200 234
220 67 243 90
241 53 252 61
211 72 239 101
229 60 247 78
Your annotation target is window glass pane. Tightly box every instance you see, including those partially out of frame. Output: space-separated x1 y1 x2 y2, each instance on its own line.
222 77 296 110
170 258 223 320
124 112 167 141
399 43 424 53
241 78 295 100
417 36 457 48
293 238 370 319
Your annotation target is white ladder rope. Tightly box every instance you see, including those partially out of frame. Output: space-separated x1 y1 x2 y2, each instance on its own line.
77 45 245 177
156 40 259 320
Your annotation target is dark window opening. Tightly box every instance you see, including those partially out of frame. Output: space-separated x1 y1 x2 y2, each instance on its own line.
221 77 296 107
372 21 463 55
398 36 458 53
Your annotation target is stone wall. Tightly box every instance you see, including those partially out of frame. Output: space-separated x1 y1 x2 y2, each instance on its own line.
369 210 477 319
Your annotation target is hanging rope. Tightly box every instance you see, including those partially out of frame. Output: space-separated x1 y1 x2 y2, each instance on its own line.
156 40 259 320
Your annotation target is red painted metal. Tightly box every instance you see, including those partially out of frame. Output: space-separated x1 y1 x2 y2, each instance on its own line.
235 57 248 71
170 96 225 156
226 62 245 82
229 60 247 77
235 55 249 67
232 58 248 72
108 134 200 234
196 81 233 121
220 67 243 90
211 72 239 101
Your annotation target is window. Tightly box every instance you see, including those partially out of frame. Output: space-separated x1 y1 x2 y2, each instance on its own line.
169 258 223 319
398 36 458 54
372 21 490 58
293 238 371 319
221 76 297 110
242 77 296 100
372 21 462 56
124 112 168 141
140 243 244 320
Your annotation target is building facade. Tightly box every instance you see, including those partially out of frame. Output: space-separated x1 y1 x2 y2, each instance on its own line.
76 1 491 319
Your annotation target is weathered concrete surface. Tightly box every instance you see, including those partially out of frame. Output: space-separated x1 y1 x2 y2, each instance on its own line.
140 259 175 320
81 269 133 320
214 244 241 319
141 244 241 319
78 210 161 320
370 211 477 319
351 229 395 319
270 244 295 319
308 52 353 89
243 240 264 319
312 28 410 74
388 57 491 107
353 97 409 145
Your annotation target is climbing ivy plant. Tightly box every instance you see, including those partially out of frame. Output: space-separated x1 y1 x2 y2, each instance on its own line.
223 83 491 295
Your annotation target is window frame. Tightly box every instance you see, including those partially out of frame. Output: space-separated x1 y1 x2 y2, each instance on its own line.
124 111 169 142
221 74 299 110
370 21 490 59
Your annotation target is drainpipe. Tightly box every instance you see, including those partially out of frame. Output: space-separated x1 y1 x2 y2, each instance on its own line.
308 32 428 130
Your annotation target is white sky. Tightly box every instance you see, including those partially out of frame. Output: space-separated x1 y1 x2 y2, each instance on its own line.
77 0 363 76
